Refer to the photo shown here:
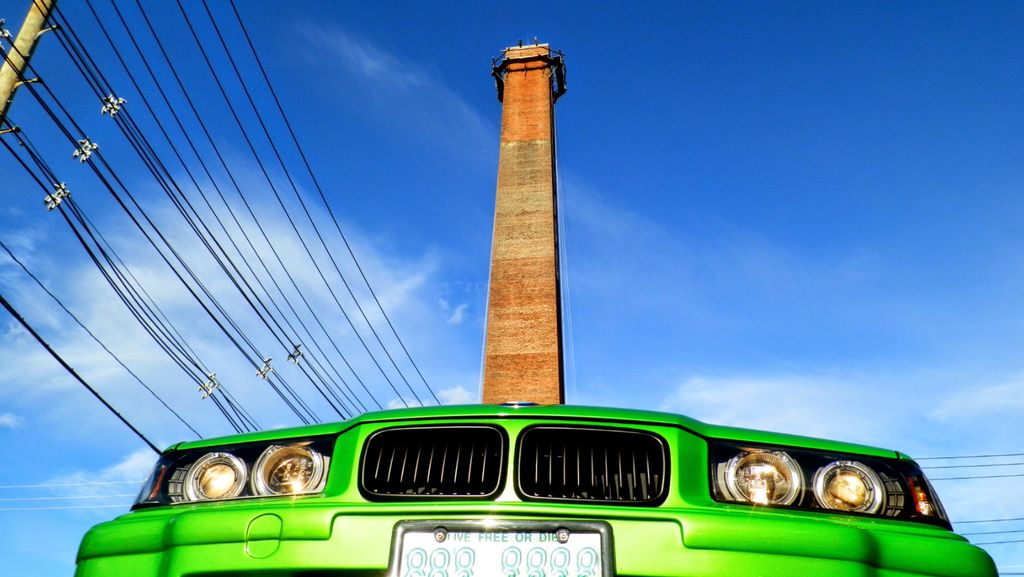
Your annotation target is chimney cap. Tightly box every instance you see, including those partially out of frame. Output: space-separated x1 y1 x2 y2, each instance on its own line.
504 41 550 52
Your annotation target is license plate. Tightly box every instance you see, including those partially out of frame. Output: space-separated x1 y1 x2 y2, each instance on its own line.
390 521 612 577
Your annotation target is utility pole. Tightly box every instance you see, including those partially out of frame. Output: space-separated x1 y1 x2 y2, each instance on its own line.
0 0 57 126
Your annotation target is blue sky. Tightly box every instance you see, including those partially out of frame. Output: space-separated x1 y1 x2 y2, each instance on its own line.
2 0 1024 574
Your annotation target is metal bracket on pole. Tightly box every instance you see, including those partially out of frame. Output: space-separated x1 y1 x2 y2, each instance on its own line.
34 24 57 40
0 124 19 136
199 373 220 399
43 181 68 210
71 137 97 162
256 357 273 380
100 94 125 117
287 344 303 365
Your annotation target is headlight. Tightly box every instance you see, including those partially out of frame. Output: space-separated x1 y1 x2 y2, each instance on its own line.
812 460 883 514
133 435 334 507
709 441 951 529
252 444 326 496
722 450 802 506
185 453 247 501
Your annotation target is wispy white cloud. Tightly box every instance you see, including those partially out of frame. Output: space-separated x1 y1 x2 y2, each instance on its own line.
296 24 495 157
0 412 24 429
447 303 469 326
559 172 885 326
932 378 1024 421
100 449 158 482
387 397 422 410
439 385 474 405
439 298 469 326
385 384 474 408
33 449 155 502
660 373 897 445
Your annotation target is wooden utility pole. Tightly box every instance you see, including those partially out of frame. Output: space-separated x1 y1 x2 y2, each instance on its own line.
0 0 57 126
481 43 567 405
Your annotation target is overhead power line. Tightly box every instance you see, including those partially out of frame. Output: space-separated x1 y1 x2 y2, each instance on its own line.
192 0 435 407
0 292 160 454
6 0 442 431
0 111 256 434
962 529 1024 537
956 517 1024 524
157 0 416 409
923 461 1024 470
224 0 442 405
50 14 346 421
78 0 363 418
917 452 1024 461
57 0 361 419
0 494 134 502
0 504 126 512
0 237 202 438
0 480 143 489
0 37 300 429
929 473 1024 481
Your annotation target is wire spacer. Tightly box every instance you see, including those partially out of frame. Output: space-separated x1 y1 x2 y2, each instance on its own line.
100 94 126 117
287 344 303 364
199 373 220 399
256 357 273 380
43 182 69 210
71 138 98 162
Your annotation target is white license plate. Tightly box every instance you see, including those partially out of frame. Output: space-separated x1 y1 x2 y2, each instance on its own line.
392 523 606 577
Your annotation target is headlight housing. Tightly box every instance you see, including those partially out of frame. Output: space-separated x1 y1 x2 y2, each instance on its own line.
709 441 949 529
134 436 333 508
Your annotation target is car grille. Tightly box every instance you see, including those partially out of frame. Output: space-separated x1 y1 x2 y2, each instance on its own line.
360 425 505 498
518 426 667 504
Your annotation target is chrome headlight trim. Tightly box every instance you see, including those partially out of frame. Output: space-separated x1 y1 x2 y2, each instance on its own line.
251 444 327 496
183 452 248 502
723 449 803 506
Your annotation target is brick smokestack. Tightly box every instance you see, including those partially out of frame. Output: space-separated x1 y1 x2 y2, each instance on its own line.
482 43 567 405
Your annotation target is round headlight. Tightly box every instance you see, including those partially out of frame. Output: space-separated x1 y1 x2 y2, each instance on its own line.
725 450 803 506
184 452 247 501
252 444 325 496
813 460 884 514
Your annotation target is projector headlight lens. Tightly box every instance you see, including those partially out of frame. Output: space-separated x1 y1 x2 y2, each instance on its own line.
185 452 247 501
252 444 326 496
813 460 884 514
724 450 803 506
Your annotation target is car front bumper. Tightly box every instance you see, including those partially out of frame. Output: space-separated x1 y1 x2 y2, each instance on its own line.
75 501 996 577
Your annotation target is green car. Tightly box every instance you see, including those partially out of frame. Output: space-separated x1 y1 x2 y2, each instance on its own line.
75 403 997 576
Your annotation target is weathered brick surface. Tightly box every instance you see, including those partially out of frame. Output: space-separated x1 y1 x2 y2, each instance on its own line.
482 45 563 405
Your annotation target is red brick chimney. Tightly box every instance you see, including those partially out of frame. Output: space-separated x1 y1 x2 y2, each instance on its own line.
482 43 567 405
